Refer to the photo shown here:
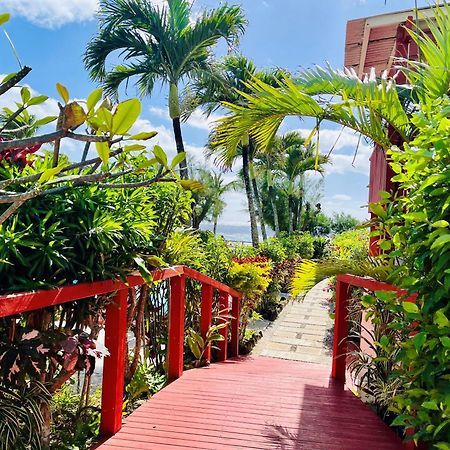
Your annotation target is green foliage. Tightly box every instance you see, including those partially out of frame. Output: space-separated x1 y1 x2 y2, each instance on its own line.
258 237 287 263
327 228 369 261
370 96 450 446
278 231 315 259
0 181 158 292
289 257 393 299
186 323 227 366
0 381 50 450
50 385 101 450
330 212 359 233
125 362 165 406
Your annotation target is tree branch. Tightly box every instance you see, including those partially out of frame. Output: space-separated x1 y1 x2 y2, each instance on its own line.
0 66 32 96
0 148 125 189
0 130 118 151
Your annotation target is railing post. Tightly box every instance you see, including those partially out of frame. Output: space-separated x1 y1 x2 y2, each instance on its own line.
217 291 229 362
167 275 186 382
331 277 350 383
200 284 213 362
230 295 240 358
100 288 128 436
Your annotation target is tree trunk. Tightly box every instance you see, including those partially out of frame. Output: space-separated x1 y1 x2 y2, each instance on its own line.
288 194 294 235
213 217 218 235
297 194 304 230
293 197 299 232
268 185 280 235
242 145 259 247
249 162 267 241
172 117 188 179
169 83 187 179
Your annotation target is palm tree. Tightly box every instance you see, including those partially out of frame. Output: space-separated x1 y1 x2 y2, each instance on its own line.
212 1 450 158
192 55 283 245
191 168 235 232
271 132 328 234
84 0 246 178
253 144 283 234
208 172 236 234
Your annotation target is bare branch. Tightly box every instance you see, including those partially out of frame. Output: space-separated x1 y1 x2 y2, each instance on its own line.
0 200 25 223
0 66 32 96
0 130 118 151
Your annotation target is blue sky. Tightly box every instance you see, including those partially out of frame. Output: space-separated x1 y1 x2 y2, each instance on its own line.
0 0 429 233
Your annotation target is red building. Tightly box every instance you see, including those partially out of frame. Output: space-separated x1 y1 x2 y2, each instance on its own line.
345 7 433 254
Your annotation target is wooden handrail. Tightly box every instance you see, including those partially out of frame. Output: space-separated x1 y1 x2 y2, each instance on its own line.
331 274 416 383
0 265 242 437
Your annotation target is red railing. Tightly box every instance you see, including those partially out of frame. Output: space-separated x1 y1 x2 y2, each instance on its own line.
0 265 242 437
331 274 423 450
331 273 416 384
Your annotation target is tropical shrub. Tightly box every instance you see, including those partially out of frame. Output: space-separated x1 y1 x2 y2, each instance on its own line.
327 228 369 262
258 237 287 263
278 231 315 259
228 256 272 338
50 385 101 450
0 381 50 450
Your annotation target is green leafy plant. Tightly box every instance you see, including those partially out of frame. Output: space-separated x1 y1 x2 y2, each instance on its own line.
186 322 227 367
0 381 50 450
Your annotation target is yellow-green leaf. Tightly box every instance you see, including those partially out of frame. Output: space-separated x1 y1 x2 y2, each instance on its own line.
96 141 110 165
0 13 10 26
112 98 141 135
123 144 146 152
86 88 103 112
128 131 158 141
431 234 450 250
56 82 69 104
432 220 449 228
38 165 64 184
20 87 30 104
153 145 168 167
402 301 419 314
95 107 113 132
171 152 186 169
179 180 204 192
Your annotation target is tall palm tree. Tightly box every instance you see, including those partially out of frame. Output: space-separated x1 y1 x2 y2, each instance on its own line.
193 55 283 245
84 0 246 178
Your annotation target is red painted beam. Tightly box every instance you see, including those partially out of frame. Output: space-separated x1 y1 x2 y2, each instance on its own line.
167 275 186 382
216 291 229 362
230 296 240 358
100 288 128 435
200 284 213 363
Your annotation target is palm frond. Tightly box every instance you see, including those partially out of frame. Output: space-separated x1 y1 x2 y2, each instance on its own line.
289 257 394 299
404 2 450 101
212 66 412 155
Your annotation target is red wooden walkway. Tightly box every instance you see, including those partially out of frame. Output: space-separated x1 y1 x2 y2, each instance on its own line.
98 356 403 450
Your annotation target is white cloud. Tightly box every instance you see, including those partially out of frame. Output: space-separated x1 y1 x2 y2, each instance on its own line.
0 0 99 28
296 127 372 176
149 106 223 132
1 0 170 28
332 194 352 201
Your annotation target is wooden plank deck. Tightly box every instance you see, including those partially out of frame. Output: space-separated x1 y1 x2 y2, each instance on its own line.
98 356 404 450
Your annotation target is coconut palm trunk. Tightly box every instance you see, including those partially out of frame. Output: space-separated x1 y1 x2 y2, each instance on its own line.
288 194 295 235
248 157 267 241
268 184 280 234
169 84 188 179
242 145 259 247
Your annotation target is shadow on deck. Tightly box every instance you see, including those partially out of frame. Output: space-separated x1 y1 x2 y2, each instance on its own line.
97 356 403 450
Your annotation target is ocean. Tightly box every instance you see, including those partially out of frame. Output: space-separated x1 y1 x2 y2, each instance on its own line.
200 223 275 243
